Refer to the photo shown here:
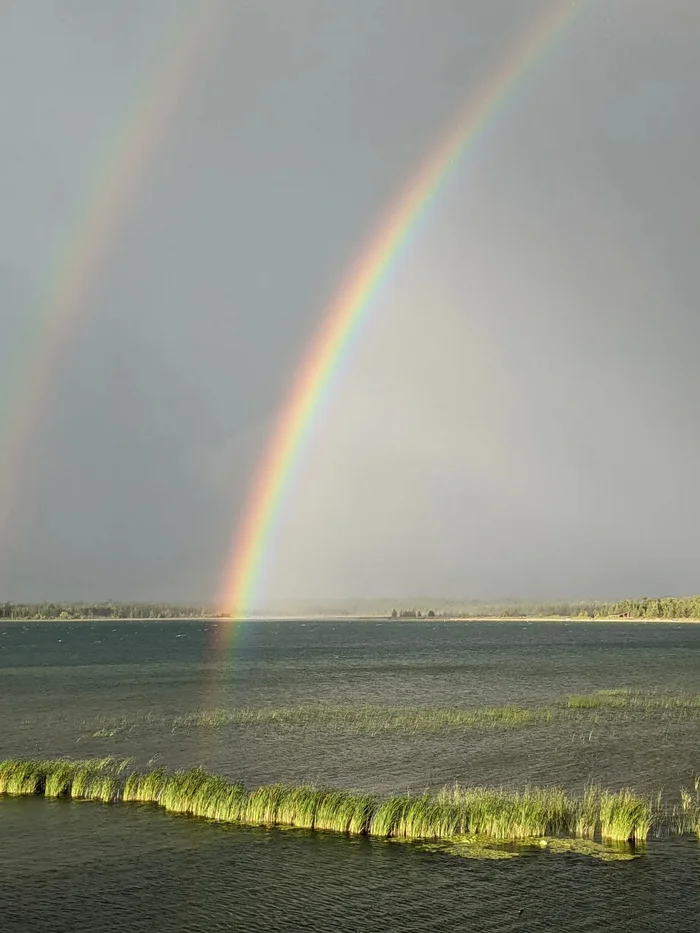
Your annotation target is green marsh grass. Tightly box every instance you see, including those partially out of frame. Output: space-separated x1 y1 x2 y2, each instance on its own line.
679 777 700 837
574 786 601 838
566 690 700 712
0 758 50 795
43 760 78 798
244 783 288 825
85 704 545 739
598 789 653 843
0 757 666 847
439 786 572 839
0 757 123 800
312 790 376 834
82 690 700 743
71 759 114 799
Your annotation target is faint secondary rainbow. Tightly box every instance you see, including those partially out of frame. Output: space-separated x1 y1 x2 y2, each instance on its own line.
219 1 584 621
0 2 227 553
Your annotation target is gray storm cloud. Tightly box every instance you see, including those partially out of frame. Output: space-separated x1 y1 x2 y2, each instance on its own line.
1 0 699 603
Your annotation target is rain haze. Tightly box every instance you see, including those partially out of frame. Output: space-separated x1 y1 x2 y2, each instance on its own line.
1 0 699 606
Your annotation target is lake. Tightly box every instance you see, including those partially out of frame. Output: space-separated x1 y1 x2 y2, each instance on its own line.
1 619 700 931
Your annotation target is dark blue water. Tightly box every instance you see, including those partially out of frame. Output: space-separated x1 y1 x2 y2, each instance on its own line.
2 619 700 930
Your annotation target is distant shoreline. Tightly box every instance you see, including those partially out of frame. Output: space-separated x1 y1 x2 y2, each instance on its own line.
5 615 700 624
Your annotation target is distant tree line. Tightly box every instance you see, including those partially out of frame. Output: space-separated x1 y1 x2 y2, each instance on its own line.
387 596 700 620
0 602 222 620
592 596 700 620
4 595 700 621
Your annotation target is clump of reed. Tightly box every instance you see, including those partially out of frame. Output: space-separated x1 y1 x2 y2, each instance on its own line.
0 756 128 801
0 757 660 845
0 758 52 795
574 786 601 838
679 777 700 837
598 788 653 843
414 785 574 840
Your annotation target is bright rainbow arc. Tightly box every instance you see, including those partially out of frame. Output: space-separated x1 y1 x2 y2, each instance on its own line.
219 1 584 621
0 2 227 549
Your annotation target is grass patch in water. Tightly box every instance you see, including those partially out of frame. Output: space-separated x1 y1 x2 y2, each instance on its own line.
0 758 659 844
431 785 575 839
85 704 545 738
598 788 653 843
82 689 700 743
566 689 700 711
574 786 601 838
312 789 376 834
0 758 48 795
0 756 127 800
679 777 700 837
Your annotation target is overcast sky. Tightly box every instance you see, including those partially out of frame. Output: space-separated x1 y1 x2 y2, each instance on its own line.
1 0 699 604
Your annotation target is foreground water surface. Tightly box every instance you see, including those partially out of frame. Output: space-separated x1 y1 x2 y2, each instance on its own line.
2 619 700 931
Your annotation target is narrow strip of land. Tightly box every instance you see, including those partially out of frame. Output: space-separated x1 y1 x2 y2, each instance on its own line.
5 593 700 623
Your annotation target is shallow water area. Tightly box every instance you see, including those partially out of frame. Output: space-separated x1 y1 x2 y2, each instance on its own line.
4 619 700 791
3 619 700 930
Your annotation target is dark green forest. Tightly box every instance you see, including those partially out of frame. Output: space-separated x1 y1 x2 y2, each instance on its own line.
384 596 700 619
3 595 700 620
0 603 219 620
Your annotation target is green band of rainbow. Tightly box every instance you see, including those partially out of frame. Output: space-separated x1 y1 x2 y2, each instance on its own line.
219 2 584 622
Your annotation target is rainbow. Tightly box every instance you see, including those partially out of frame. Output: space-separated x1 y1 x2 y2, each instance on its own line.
0 2 227 557
219 2 584 621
